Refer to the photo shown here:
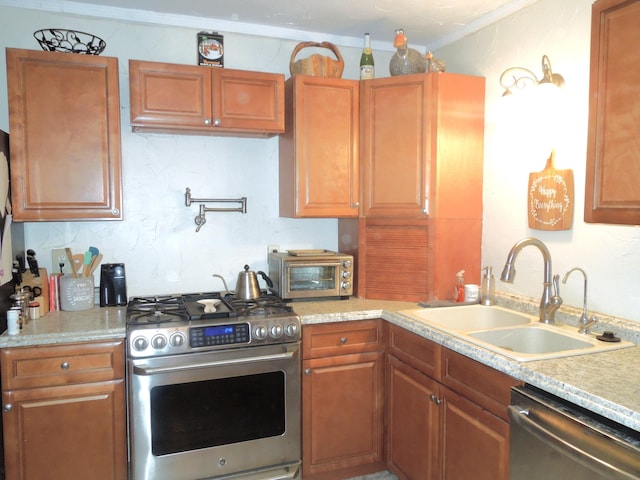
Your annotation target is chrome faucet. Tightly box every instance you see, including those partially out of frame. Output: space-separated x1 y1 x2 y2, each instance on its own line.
500 238 563 324
562 267 598 334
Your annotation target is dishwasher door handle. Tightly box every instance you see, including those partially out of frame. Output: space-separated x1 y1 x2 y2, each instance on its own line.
508 404 640 479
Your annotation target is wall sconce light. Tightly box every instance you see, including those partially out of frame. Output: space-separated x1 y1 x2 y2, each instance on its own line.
499 55 565 96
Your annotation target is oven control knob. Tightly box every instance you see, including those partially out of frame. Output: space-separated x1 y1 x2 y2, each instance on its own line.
132 336 149 352
169 332 186 348
254 325 268 340
341 281 351 290
285 323 299 337
342 260 352 268
342 271 352 279
151 334 168 350
270 324 283 338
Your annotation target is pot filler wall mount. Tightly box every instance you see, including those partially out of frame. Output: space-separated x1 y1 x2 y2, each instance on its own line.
184 187 247 232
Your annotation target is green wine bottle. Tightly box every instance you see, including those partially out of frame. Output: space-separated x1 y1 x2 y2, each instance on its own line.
360 33 375 79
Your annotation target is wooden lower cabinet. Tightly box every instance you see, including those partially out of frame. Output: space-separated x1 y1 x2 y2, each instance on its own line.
386 324 519 480
302 320 386 479
0 340 126 480
387 355 441 480
441 388 509 480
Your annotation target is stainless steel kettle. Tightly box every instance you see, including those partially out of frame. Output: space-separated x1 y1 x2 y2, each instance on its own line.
235 264 273 300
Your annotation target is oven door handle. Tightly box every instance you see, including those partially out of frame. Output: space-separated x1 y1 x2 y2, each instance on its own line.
133 349 298 376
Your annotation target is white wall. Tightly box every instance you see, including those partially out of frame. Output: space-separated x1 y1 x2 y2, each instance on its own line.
438 0 640 322
0 6 393 297
1 1 639 323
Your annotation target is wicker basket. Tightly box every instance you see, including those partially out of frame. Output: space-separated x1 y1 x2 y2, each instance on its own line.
289 41 344 78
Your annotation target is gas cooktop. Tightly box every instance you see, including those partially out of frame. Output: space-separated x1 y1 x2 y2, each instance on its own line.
126 292 300 358
126 291 294 326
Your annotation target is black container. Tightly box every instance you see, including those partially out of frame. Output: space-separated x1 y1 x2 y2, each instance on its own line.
99 263 127 307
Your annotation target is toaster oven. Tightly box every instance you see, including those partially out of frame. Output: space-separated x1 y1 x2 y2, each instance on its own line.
268 250 353 300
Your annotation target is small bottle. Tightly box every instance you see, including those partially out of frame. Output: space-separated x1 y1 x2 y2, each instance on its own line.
480 266 496 306
455 270 465 303
360 33 375 80
7 307 20 335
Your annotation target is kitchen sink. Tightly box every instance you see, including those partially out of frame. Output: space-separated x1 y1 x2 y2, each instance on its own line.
468 324 598 361
401 305 532 332
400 305 635 362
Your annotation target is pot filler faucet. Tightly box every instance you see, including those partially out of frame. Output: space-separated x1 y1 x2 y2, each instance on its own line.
500 237 563 324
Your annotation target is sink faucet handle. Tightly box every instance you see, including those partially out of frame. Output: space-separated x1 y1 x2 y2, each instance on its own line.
579 315 598 334
552 274 561 296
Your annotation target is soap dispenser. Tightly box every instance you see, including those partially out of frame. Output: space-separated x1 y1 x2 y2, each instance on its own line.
480 266 495 306
455 270 465 302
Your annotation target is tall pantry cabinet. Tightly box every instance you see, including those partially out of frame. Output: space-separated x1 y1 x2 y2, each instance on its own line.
340 72 485 302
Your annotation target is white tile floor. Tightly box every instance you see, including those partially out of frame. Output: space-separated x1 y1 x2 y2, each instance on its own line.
346 472 398 480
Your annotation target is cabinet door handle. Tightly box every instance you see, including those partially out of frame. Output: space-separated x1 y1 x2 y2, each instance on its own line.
429 393 441 405
60 361 70 370
213 118 221 126
304 368 311 376
340 337 348 344
3 404 12 412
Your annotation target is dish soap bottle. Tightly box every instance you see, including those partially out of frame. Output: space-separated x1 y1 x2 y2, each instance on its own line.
360 33 375 79
480 266 495 305
455 270 465 302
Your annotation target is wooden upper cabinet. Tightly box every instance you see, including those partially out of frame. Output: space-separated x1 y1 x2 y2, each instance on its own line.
585 0 640 224
360 72 485 219
361 74 429 217
6 48 122 221
129 60 284 137
279 75 359 218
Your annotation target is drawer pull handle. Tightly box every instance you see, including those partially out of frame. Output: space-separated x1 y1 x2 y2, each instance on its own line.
304 368 311 376
340 337 348 344
61 362 70 370
429 393 441 405
3 404 12 413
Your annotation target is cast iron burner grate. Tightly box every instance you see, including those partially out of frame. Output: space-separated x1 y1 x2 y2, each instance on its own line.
127 295 189 325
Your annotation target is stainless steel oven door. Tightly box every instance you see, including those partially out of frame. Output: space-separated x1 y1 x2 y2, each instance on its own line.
128 342 301 480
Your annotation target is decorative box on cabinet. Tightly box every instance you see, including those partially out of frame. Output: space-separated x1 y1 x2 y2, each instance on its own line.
340 72 485 301
585 0 640 224
6 48 122 221
302 320 385 480
386 324 520 480
129 59 284 137
279 75 359 217
0 340 126 480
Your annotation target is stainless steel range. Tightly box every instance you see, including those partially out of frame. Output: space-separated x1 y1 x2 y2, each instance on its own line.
126 292 301 480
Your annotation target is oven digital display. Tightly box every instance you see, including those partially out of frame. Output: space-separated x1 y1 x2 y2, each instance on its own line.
204 325 234 337
189 323 249 348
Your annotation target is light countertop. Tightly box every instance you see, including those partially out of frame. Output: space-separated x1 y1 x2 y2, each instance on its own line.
293 296 640 432
1 296 639 432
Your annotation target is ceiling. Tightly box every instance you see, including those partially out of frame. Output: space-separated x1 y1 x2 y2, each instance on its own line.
7 0 539 50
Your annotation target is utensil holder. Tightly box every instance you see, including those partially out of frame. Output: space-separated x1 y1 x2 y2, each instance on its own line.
59 276 94 311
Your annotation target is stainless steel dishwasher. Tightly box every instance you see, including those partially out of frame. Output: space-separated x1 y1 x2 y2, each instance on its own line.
509 385 640 480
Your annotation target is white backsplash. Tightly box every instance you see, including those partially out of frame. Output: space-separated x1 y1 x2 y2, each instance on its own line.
2 0 640 324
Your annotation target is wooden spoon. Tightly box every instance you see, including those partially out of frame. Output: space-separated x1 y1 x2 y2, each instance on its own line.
88 253 103 276
72 254 84 277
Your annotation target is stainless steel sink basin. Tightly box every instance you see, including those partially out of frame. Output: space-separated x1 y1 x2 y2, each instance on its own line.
401 305 532 332
400 305 635 362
